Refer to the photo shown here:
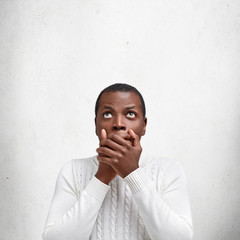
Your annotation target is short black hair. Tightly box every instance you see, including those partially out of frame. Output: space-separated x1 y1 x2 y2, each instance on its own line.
95 83 146 118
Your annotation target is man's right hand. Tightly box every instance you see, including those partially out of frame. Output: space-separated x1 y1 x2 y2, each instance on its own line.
95 129 117 185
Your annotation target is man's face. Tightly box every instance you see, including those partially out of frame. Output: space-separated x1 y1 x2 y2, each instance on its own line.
95 91 147 140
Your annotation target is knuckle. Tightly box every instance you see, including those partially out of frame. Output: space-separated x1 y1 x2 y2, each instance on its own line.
112 158 119 165
121 148 127 154
99 146 104 152
116 152 122 159
112 133 118 140
126 143 132 150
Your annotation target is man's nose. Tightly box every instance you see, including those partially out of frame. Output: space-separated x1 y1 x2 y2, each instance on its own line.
112 115 126 131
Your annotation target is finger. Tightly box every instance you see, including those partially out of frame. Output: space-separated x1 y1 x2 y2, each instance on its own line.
97 146 119 158
97 155 112 165
109 133 132 147
128 129 140 147
100 138 124 152
98 152 108 157
101 129 107 140
99 129 107 147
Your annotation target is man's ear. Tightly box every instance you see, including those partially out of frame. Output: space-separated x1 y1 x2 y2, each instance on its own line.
141 117 147 136
94 117 97 136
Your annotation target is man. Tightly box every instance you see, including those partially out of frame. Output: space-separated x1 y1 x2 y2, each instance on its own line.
42 83 193 240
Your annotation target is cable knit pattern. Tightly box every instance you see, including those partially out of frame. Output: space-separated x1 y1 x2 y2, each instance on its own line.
151 159 156 182
88 160 94 182
96 207 103 240
72 160 80 199
110 178 118 240
42 155 193 240
123 185 131 240
137 212 145 240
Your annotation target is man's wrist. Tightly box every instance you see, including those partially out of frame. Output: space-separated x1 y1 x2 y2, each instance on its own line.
121 165 139 178
124 167 149 194
95 172 111 185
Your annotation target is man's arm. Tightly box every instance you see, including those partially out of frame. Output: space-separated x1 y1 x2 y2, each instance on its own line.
124 161 193 240
42 160 110 240
97 129 193 240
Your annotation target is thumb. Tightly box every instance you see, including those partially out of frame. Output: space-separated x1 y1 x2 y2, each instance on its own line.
128 129 140 147
99 129 107 148
101 129 107 140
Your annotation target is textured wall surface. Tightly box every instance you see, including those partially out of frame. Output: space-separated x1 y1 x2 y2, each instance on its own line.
0 0 240 239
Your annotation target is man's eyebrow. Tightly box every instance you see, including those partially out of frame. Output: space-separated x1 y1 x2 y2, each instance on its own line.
103 106 113 110
125 106 136 110
102 105 136 110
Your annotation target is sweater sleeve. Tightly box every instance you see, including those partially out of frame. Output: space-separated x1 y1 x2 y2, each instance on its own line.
42 160 110 240
124 160 193 240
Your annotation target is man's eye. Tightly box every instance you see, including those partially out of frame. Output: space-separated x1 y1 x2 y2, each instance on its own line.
103 112 112 118
126 112 136 118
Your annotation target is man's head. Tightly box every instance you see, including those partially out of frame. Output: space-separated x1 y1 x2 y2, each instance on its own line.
95 83 146 118
95 83 147 140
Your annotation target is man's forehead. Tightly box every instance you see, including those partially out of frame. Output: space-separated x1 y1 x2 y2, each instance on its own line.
98 91 141 107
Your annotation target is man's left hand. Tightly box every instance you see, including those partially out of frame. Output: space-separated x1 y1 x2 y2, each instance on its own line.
96 129 142 178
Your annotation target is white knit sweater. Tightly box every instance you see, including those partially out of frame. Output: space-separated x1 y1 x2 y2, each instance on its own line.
42 155 193 240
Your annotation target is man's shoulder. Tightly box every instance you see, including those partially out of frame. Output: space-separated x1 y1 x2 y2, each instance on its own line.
59 156 97 175
72 155 97 165
140 154 172 168
141 154 182 176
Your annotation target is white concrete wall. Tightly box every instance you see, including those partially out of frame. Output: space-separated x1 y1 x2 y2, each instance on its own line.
0 0 240 239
